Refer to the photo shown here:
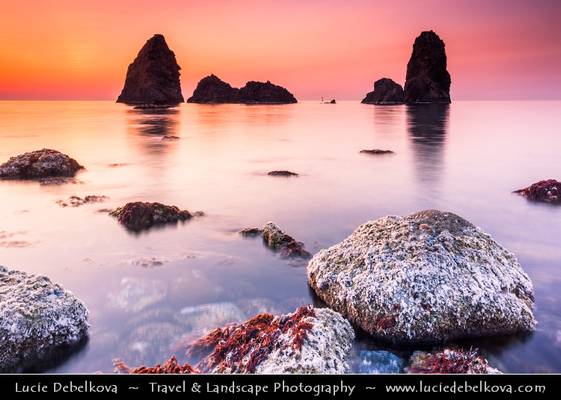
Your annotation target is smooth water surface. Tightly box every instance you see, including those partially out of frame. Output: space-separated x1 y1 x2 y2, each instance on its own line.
0 100 560 372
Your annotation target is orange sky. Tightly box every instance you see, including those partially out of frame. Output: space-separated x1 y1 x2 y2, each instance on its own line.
0 0 560 100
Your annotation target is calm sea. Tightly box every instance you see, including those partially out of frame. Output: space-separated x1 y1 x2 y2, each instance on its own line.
0 100 560 372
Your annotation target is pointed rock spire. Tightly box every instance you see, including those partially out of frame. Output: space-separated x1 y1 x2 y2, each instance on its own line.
117 34 184 105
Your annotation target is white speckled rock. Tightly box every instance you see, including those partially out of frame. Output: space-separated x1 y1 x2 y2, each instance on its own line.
0 266 89 371
307 210 535 344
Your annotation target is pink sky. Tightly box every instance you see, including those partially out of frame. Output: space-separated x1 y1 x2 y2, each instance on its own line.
0 0 560 100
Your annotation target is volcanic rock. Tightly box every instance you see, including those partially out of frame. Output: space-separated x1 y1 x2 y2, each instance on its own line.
262 222 311 259
361 78 404 104
0 266 89 372
406 348 499 374
187 75 297 104
307 210 535 344
0 149 83 180
110 202 200 231
117 34 184 105
186 74 238 103
514 179 561 204
187 305 354 373
404 31 451 104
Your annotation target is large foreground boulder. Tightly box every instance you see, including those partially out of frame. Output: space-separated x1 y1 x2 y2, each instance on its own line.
187 75 297 104
361 78 404 104
307 210 535 344
0 149 83 180
404 31 451 104
0 266 88 372
117 34 184 105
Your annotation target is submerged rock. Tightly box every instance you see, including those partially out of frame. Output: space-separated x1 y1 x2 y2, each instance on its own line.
360 149 394 155
117 34 184 105
187 305 354 373
361 78 404 104
262 222 311 259
0 266 88 372
110 202 200 231
307 210 535 344
174 302 246 339
406 348 499 374
404 31 451 104
267 170 299 177
56 195 108 208
356 350 404 374
0 149 83 180
514 179 561 204
187 75 297 104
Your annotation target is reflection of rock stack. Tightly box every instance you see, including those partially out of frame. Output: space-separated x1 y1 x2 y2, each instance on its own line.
406 104 449 184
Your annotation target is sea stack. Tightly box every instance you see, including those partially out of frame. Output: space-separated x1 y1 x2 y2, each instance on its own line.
361 78 404 104
117 34 184 105
187 75 297 104
404 31 451 104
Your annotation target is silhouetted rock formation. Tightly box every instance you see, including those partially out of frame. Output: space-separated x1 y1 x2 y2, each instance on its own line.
186 75 237 103
362 78 404 104
117 34 184 105
187 75 297 104
404 31 451 104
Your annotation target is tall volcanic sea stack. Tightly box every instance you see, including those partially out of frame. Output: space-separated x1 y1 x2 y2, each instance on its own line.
117 34 184 105
404 31 451 104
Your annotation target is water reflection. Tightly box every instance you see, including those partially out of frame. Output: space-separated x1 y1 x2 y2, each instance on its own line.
406 104 449 185
127 107 179 136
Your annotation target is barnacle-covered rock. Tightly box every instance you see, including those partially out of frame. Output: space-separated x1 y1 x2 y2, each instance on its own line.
0 149 83 180
262 222 311 259
307 210 535 344
0 266 89 372
406 348 500 374
110 202 201 231
187 305 354 373
514 179 561 204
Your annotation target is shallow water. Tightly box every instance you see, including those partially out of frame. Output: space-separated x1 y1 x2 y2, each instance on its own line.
0 100 560 373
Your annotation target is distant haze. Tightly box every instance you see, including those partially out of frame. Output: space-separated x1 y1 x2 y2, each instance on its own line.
1 0 560 100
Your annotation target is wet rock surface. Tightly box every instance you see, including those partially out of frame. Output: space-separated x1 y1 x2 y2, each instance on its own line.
307 210 535 344
187 305 354 373
404 31 451 104
361 78 404 104
360 149 394 155
262 222 311 259
56 195 108 208
0 266 89 372
117 34 184 105
109 202 201 231
267 170 299 177
239 227 263 237
355 350 405 373
406 348 499 374
514 179 561 204
187 75 297 104
0 149 83 180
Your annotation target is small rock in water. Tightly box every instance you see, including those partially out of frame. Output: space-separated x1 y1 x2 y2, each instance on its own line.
187 305 354 373
109 202 201 231
514 179 561 204
360 149 394 155
356 350 404 374
239 227 263 237
267 170 299 177
307 209 535 343
0 149 83 180
0 266 89 372
56 195 108 208
361 78 404 105
406 348 499 374
161 135 180 140
262 222 311 259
